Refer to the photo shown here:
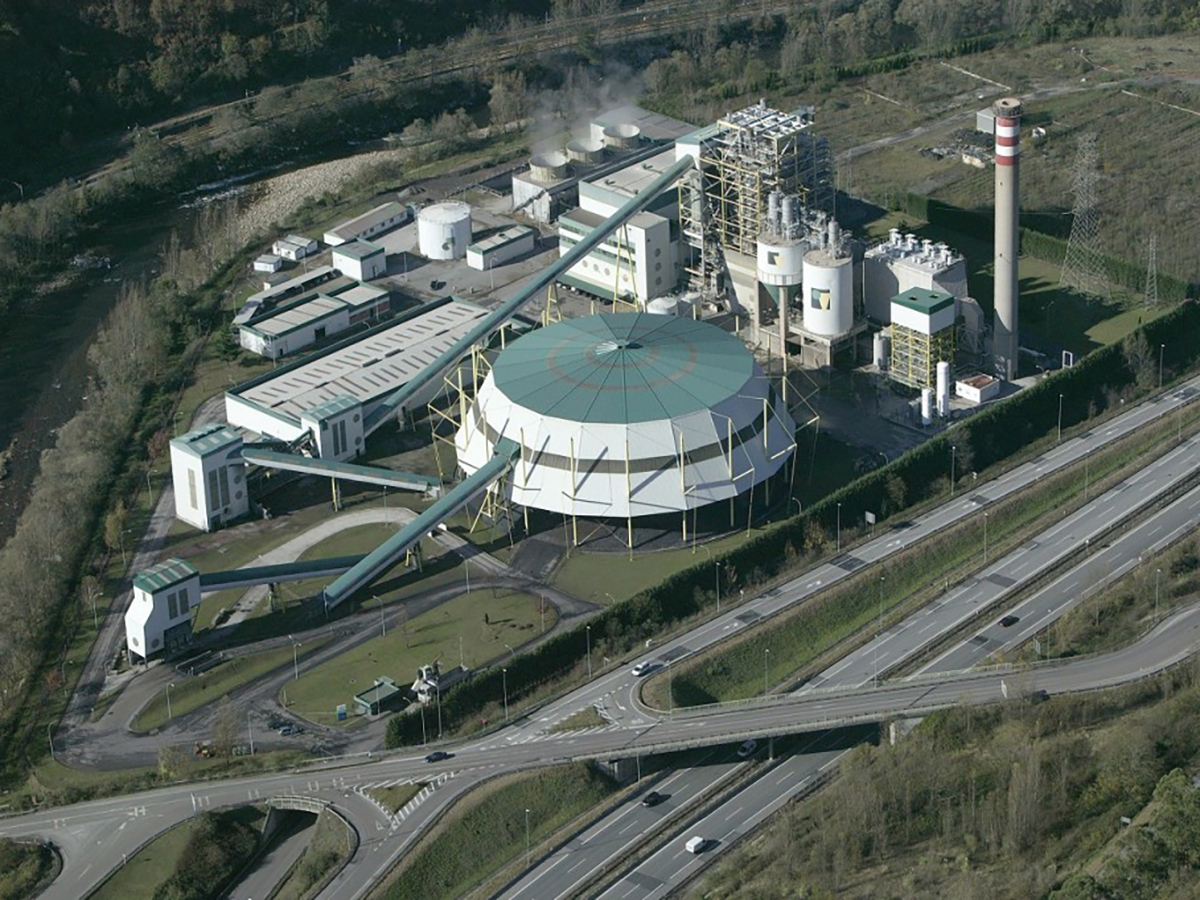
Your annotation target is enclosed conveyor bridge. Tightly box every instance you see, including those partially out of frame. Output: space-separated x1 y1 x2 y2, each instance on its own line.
361 154 696 437
241 448 441 497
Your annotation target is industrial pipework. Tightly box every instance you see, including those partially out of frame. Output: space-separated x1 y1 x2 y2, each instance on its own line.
362 154 697 436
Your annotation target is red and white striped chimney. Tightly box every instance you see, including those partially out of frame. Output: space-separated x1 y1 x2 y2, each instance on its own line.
993 97 1022 381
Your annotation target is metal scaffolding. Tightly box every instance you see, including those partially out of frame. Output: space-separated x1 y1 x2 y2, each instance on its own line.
890 323 957 390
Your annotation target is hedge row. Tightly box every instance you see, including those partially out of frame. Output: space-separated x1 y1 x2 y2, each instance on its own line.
896 192 1199 301
386 299 1200 748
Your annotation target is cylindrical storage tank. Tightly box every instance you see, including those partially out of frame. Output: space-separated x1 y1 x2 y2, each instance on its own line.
873 332 889 370
802 248 854 337
566 138 605 165
529 151 569 182
768 191 782 236
781 195 796 236
921 388 934 426
758 236 805 324
936 361 951 417
417 201 472 260
602 123 641 149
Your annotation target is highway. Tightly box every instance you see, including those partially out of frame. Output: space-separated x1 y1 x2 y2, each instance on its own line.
588 441 1200 899
11 376 1200 900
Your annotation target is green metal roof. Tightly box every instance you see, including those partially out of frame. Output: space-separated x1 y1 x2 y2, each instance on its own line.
304 395 361 421
134 558 198 593
490 314 755 424
171 423 242 458
891 288 955 316
333 239 384 260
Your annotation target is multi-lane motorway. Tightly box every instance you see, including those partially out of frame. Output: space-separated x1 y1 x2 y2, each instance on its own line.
6 376 1200 900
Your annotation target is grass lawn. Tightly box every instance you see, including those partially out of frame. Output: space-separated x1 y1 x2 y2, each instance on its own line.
131 637 332 733
369 782 427 814
368 764 617 900
90 806 264 900
286 589 552 727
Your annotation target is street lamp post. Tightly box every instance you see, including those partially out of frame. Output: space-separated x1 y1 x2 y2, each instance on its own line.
715 560 722 613
836 503 842 552
166 682 174 719
248 711 254 755
524 808 531 868
763 648 771 696
983 512 989 565
1156 567 1162 623
502 668 509 722
950 445 957 496
490 258 498 292
375 595 386 638
1057 394 1064 443
292 641 301 680
47 723 54 760
1159 344 1165 389
586 626 592 679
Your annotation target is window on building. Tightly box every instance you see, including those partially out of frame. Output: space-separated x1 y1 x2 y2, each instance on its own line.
315 326 327 340
167 592 178 618
337 420 348 455
207 469 219 506
178 591 189 614
767 251 779 265
655 248 662 257
188 470 198 510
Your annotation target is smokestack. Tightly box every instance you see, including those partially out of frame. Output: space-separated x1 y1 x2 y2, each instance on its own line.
993 97 1022 381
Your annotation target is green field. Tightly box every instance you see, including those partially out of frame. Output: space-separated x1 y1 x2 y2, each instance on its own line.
131 637 331 733
0 838 55 900
370 764 617 900
369 782 427 814
286 589 552 726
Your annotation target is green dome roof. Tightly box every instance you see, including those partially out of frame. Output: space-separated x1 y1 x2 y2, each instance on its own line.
490 314 756 424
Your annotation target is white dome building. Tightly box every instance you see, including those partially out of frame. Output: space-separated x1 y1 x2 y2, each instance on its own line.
455 314 796 520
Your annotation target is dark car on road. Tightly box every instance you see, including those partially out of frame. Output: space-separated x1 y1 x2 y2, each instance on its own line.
642 791 665 807
1000 615 1020 627
425 750 452 763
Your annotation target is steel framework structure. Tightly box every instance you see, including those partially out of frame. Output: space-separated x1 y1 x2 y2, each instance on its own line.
890 323 957 390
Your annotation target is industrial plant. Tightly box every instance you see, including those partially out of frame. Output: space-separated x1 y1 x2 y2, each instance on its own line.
129 96 1031 661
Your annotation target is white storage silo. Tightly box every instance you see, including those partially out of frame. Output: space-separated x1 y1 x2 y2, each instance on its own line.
873 332 890 371
802 248 854 337
921 388 934 426
418 201 472 261
936 361 951 417
529 151 569 183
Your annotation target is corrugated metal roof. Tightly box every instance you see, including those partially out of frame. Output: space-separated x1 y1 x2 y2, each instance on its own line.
468 226 536 254
891 288 955 315
333 240 385 261
172 423 242 458
490 314 754 424
304 395 360 421
133 557 198 593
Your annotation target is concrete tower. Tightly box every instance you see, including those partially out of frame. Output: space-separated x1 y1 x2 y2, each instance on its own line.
992 97 1022 381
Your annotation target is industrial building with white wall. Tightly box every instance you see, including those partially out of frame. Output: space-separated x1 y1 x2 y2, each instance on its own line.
125 559 200 661
169 424 250 532
467 226 537 272
324 201 411 246
332 240 387 281
455 313 796 532
237 282 390 359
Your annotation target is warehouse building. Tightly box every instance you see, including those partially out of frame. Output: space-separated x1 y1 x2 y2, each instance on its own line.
254 254 283 274
169 424 249 532
237 282 391 359
226 296 492 443
233 265 346 326
324 201 411 246
467 226 537 272
125 558 200 662
272 234 318 261
332 240 387 281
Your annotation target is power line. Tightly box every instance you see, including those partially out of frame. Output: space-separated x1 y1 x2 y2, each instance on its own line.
1060 132 1108 299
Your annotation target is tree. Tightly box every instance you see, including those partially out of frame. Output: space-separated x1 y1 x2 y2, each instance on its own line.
1123 330 1157 390
488 70 528 126
158 744 183 780
104 501 129 558
883 474 907 516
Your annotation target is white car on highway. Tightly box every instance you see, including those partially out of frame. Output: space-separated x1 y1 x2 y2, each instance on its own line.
631 661 654 677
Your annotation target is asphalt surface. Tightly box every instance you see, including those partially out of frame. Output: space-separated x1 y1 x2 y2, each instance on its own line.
15 375 1200 899
228 811 315 900
527 403 1200 899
